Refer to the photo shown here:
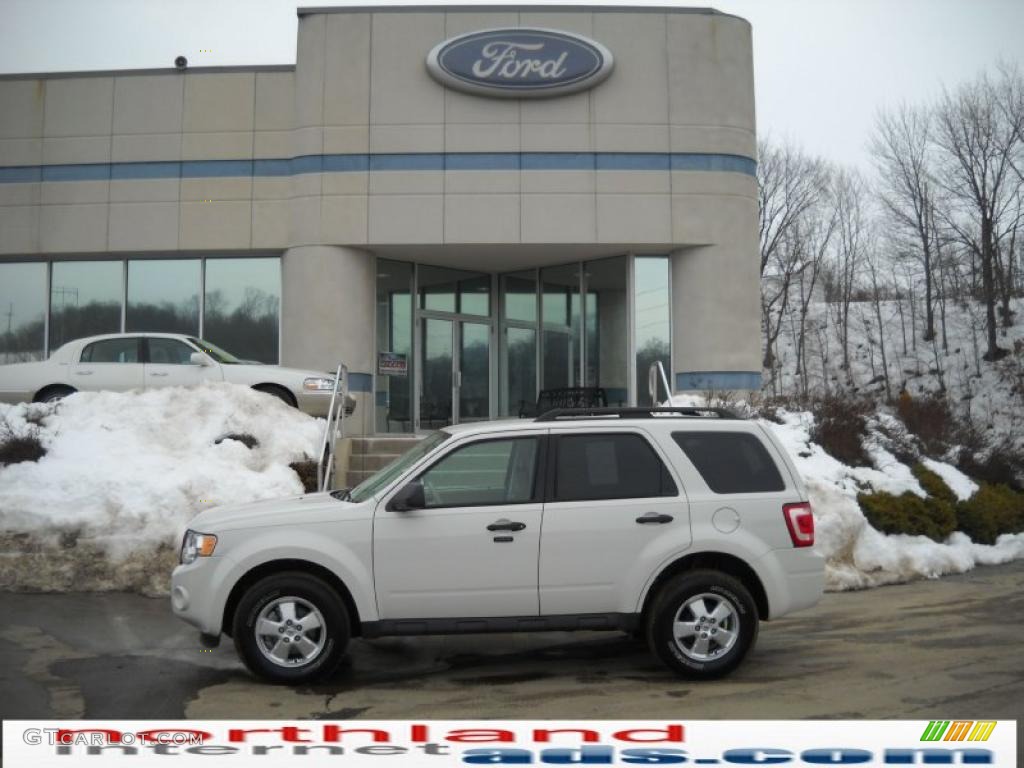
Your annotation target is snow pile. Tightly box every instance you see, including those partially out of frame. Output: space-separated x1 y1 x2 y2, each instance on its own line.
767 408 1023 590
0 384 322 593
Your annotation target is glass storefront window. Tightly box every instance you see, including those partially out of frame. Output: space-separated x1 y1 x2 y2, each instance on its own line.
541 263 581 390
504 326 536 416
376 260 414 433
584 256 628 405
419 265 490 316
126 259 200 336
502 270 537 322
635 256 672 406
204 258 281 364
0 263 47 363
49 261 123 351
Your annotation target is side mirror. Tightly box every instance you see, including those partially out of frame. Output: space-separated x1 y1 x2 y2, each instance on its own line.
389 480 426 512
190 352 211 367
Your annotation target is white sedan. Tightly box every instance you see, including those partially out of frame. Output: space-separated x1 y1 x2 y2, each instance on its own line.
0 333 354 417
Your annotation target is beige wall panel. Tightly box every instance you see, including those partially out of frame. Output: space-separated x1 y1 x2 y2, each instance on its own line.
111 133 181 162
251 199 290 248
369 13 446 125
592 13 669 125
596 193 671 243
41 180 108 205
0 206 39 253
183 73 255 133
368 194 443 243
109 178 179 203
445 193 520 244
321 195 369 244
179 200 252 249
324 14 371 126
0 137 42 166
44 77 113 138
39 203 108 252
113 75 184 135
108 201 179 251
181 131 253 161
254 72 295 131
42 136 111 165
0 80 45 139
521 194 595 243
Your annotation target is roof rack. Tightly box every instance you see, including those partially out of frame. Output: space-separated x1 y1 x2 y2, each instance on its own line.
534 406 741 422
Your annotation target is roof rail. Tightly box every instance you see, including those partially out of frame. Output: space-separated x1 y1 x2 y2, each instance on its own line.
534 406 741 422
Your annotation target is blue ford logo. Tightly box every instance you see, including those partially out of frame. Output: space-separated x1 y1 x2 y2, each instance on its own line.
426 28 614 98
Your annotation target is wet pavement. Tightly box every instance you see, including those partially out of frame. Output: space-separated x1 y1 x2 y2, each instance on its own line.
1 560 1023 726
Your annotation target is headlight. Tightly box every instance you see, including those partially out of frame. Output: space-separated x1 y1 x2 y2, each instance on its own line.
180 530 217 564
303 377 335 392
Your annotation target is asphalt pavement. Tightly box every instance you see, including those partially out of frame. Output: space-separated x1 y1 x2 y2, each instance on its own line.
1 560 1022 730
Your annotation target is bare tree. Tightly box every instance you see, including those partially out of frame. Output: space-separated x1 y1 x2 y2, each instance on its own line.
871 104 941 342
933 68 1022 360
826 168 869 383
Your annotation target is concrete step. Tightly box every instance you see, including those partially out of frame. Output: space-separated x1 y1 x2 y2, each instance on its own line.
345 469 377 488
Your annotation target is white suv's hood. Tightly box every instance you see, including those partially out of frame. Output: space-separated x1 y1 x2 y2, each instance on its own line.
188 492 370 533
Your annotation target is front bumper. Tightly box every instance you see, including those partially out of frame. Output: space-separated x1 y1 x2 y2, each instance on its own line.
295 391 357 418
170 555 235 637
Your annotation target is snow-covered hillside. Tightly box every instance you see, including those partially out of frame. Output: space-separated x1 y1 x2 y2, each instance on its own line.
770 297 1024 441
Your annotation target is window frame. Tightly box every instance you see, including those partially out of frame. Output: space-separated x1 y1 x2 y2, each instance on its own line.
78 336 144 365
546 430 679 503
671 430 787 495
412 434 547 510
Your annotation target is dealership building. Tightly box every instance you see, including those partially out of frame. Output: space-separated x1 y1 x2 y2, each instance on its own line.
0 4 760 435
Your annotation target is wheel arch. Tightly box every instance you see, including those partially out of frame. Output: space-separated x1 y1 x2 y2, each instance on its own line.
251 383 297 407
640 551 770 622
221 559 362 638
33 384 76 402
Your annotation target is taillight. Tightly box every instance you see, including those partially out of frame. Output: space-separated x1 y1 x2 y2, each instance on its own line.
783 502 815 547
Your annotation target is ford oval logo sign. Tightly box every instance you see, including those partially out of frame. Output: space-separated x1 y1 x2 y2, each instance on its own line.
426 28 614 98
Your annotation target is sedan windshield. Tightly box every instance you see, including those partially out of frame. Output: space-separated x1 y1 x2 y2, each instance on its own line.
187 337 242 364
347 430 450 504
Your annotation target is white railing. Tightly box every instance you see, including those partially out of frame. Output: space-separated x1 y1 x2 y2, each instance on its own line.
316 363 350 492
648 360 673 406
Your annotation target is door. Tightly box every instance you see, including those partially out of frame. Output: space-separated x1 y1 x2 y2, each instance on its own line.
374 434 545 619
143 336 222 389
418 316 491 428
539 430 689 615
71 336 145 392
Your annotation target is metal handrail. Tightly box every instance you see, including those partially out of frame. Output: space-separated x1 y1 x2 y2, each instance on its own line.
648 360 673 406
316 363 349 492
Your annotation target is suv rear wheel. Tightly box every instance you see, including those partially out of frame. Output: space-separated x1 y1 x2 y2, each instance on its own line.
646 569 758 679
232 572 349 684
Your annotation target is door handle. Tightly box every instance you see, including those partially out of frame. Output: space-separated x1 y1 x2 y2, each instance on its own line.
636 512 673 524
487 519 526 532
149 372 169 377
74 371 93 376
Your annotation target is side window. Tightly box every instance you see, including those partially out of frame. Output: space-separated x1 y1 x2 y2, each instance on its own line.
419 437 539 508
147 337 197 365
80 338 140 364
672 431 786 494
554 433 677 502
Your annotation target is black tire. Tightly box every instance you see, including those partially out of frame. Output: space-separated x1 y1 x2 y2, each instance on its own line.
646 569 758 679
253 385 296 408
35 385 76 403
232 571 350 684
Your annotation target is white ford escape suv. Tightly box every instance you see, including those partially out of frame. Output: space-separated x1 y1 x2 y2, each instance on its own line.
171 407 824 684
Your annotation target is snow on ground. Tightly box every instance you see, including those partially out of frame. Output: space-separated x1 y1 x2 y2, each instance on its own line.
0 384 322 594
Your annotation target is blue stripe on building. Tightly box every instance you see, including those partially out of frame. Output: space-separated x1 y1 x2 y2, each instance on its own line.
675 371 762 391
0 152 756 183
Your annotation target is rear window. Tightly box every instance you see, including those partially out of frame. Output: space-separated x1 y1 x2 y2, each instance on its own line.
554 433 677 501
672 431 786 494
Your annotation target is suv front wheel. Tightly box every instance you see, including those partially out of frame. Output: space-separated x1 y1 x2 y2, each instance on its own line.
646 569 758 679
232 572 350 684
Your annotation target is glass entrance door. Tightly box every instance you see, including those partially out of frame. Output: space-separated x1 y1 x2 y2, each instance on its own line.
418 317 491 428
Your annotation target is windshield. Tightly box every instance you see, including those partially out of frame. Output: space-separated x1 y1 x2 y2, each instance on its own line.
187 337 243 364
347 430 450 504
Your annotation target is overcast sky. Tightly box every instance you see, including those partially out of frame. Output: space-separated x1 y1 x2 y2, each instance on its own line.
2 0 1023 169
